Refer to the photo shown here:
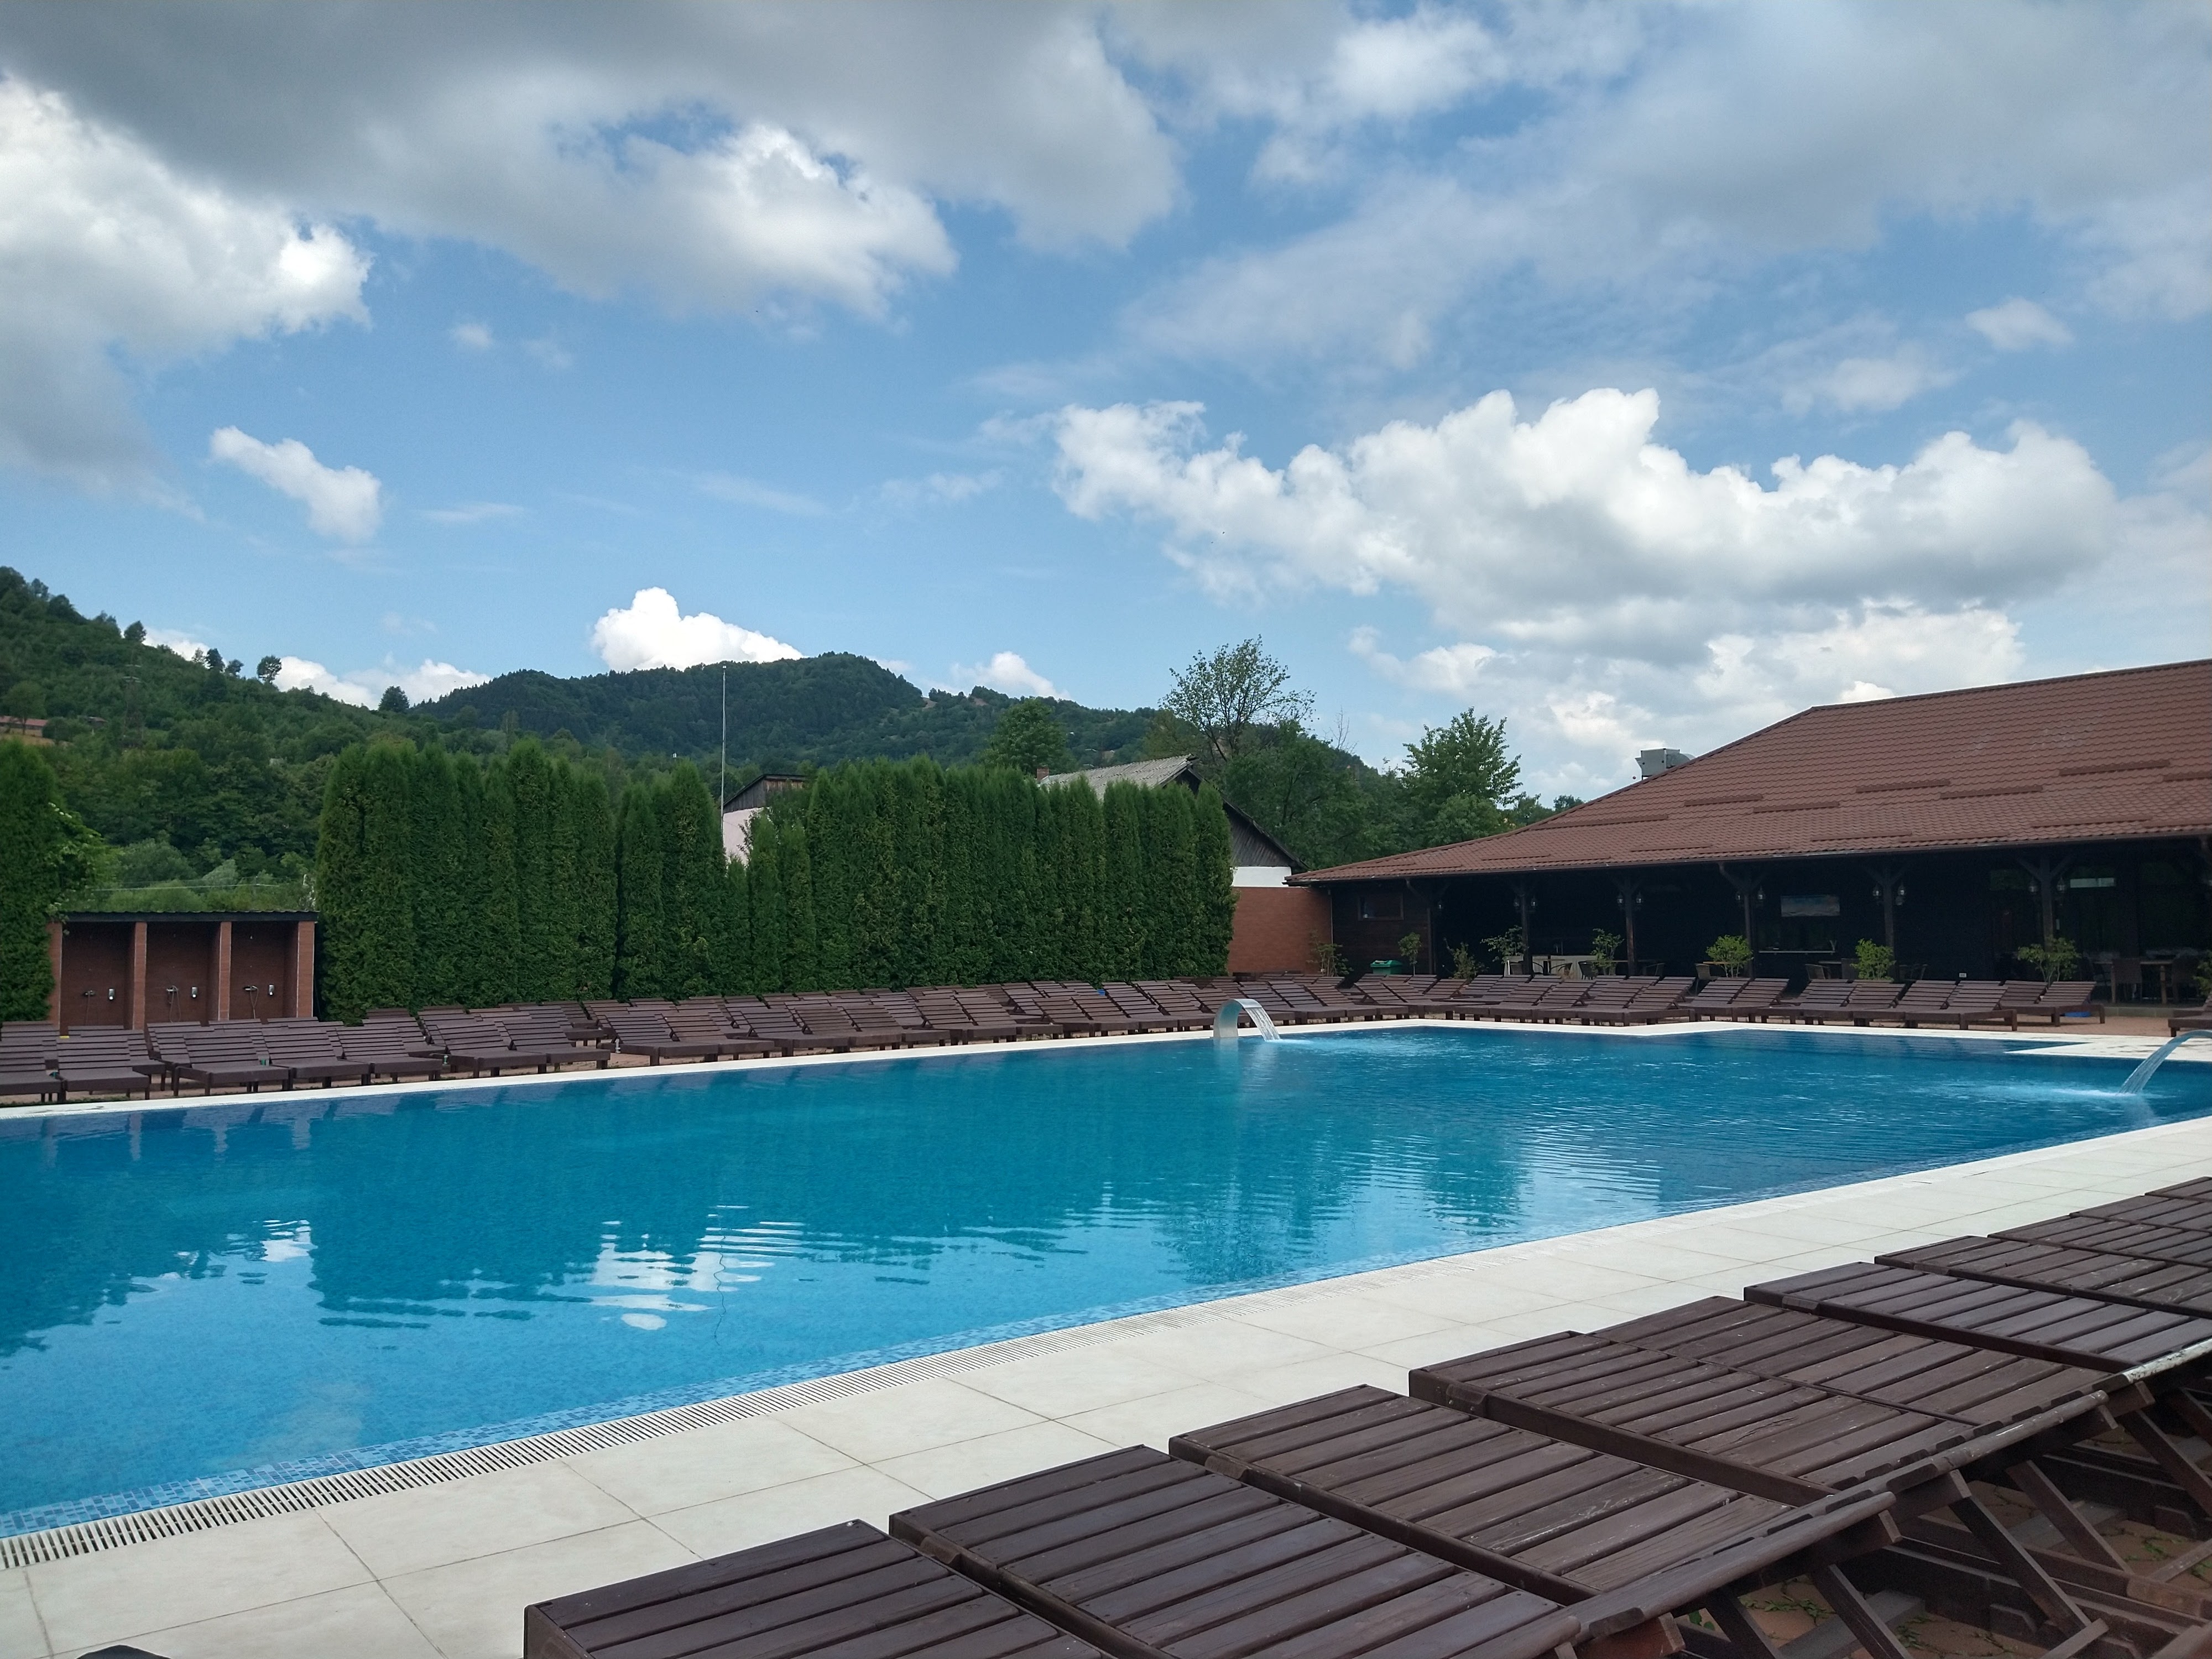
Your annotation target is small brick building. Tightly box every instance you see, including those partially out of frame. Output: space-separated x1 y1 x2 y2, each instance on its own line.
48 911 317 1032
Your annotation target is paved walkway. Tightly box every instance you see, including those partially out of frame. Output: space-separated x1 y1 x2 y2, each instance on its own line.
2 1046 2208 1657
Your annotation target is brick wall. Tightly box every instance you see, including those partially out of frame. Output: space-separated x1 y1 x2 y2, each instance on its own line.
1227 885 1334 973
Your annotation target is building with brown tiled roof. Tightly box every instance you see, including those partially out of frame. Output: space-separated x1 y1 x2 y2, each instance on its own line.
1298 660 2211 992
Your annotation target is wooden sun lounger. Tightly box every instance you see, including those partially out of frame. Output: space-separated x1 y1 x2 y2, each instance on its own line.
1578 980 1697 1026
419 1013 556 1075
732 997 854 1053
1406 1332 2166 1651
889 1444 1589 1659
494 1007 613 1069
1168 1385 1905 1616
666 999 777 1057
604 1007 722 1064
52 1030 158 1100
260 1019 373 1087
523 1520 1105 1659
1879 1235 2212 1323
336 1022 447 1081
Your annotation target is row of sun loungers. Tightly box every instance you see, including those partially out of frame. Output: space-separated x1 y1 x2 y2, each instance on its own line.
529 1174 2212 1659
0 972 2117 1102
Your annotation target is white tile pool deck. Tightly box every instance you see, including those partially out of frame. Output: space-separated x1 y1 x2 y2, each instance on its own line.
2 1024 2207 1658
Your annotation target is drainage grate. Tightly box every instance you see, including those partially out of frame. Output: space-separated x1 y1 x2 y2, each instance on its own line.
0 1259 1478 1569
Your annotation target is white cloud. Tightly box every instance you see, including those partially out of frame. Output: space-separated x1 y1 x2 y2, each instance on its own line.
590 587 801 672
449 320 493 351
1965 297 2075 351
1783 346 1956 415
1123 2 2209 368
695 472 825 515
209 426 383 541
1057 387 2201 789
949 650 1060 698
421 501 523 525
271 655 488 707
0 77 368 484
0 7 1180 323
881 469 1000 508
144 626 212 662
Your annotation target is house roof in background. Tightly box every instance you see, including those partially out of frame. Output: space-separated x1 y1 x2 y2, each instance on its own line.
1296 659 2212 884
1045 754 1300 870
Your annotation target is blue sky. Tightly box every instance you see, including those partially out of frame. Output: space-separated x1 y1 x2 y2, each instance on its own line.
1 1 2205 795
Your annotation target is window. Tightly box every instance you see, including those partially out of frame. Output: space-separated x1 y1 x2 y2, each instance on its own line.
1358 892 1403 921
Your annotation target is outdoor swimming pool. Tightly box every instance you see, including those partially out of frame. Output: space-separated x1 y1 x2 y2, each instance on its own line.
1 1024 2203 1533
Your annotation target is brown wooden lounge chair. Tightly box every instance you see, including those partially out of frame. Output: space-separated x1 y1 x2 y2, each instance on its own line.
523 1519 1104 1659
603 1007 722 1064
1578 978 1697 1025
1778 981 1853 1022
665 999 776 1058
890 1444 1589 1659
1136 979 1222 1026
831 994 950 1048
1408 1330 2158 1653
2017 982 2105 1024
1098 982 1208 1031
495 1006 613 1069
1030 985 1137 1036
0 1021 59 1100
260 1019 373 1087
911 988 1018 1041
2169 996 2212 1036
419 1011 556 1075
336 1020 447 1082
1169 1387 1924 1656
729 996 853 1053
1695 979 1788 1021
52 1029 158 1101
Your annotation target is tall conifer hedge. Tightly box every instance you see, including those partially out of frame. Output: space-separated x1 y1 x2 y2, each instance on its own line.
315 744 1234 1012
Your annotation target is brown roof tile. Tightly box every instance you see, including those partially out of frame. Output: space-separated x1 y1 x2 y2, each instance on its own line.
1296 659 2212 883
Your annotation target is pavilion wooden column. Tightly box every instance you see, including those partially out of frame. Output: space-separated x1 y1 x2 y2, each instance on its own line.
1509 880 1536 974
45 921 62 1024
1611 874 1645 972
215 919 233 1021
1865 863 1908 953
293 920 315 1019
129 921 149 1030
2017 852 2073 946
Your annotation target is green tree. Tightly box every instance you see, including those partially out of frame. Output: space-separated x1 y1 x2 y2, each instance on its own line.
408 744 468 1005
478 758 523 1004
612 782 663 999
570 770 617 998
1163 639 1312 764
0 741 103 1019
315 743 415 1019
1140 786 1199 975
980 698 1072 775
805 772 853 991
450 756 495 1004
781 819 820 990
1100 781 1147 978
712 855 753 993
748 816 785 993
505 739 557 999
1192 782 1236 974
1404 712 1522 846
658 762 723 998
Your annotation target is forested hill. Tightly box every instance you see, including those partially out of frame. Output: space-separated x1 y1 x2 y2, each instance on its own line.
418 655 1151 773
0 564 1151 869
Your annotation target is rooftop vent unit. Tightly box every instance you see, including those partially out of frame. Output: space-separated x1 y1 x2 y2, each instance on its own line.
1637 747 1692 780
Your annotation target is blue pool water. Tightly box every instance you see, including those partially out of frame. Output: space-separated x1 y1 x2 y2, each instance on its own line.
1 1025 2204 1532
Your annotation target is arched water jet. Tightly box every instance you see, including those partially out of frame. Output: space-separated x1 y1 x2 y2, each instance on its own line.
1212 999 1282 1042
2120 1030 2212 1095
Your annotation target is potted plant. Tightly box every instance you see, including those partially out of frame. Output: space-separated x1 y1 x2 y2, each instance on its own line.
1703 934 1753 977
1588 929 1623 975
2013 936 2081 983
1851 939 1896 982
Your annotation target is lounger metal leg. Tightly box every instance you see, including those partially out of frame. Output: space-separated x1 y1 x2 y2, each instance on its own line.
2158 1391 2212 1464
2007 1458 2132 1572
1809 1566 1917 1659
2126 1413 2212 1518
1703 1590 1786 1659
1946 1487 2096 1634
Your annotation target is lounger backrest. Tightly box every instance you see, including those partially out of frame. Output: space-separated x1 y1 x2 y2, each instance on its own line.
2037 980 2096 1005
1845 981 1900 1008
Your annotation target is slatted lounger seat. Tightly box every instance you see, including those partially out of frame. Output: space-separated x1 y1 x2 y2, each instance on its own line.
2023 982 2105 1025
420 1013 556 1076
729 997 854 1054
666 999 778 1058
260 1019 373 1087
1404 1332 2164 1653
337 1021 448 1082
1164 1385 1963 1659
1879 1235 2212 1324
523 1520 1106 1659
1792 983 1905 1026
604 1007 723 1064
1578 980 1697 1026
496 1006 613 1070
52 1029 158 1101
833 995 952 1048
889 1444 1590 1659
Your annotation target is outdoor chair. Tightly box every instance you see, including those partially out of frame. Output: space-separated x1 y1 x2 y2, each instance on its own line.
51 1029 157 1101
665 999 775 1058
732 996 854 1053
336 1020 447 1082
169 1022 289 1093
419 1011 556 1075
2020 981 2104 1024
1778 980 1852 1021
2169 994 2212 1036
0 1021 59 1099
964 985 1057 1037
603 1007 722 1063
259 1019 373 1088
495 1005 612 1069
830 994 949 1047
1136 979 1223 1025
1577 976 1696 1024
1794 981 1904 1025
909 988 1015 1041
1097 982 1204 1030
1031 984 1138 1035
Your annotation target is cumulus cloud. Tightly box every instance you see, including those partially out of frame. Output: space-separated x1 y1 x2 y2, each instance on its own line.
1782 345 1957 415
0 77 367 484
1056 388 2199 786
144 627 212 662
449 320 493 351
1966 298 2075 351
590 587 801 672
1124 2 2209 367
271 655 488 707
950 650 1060 698
209 426 383 540
882 469 1000 508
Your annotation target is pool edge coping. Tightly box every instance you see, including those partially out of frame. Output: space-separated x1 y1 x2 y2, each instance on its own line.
6 1103 2210 1569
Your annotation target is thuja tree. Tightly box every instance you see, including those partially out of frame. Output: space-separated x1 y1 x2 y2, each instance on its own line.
0 740 103 1020
316 743 417 1019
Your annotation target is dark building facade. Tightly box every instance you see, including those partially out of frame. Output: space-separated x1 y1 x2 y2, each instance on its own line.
1301 661 2211 994
48 912 318 1032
